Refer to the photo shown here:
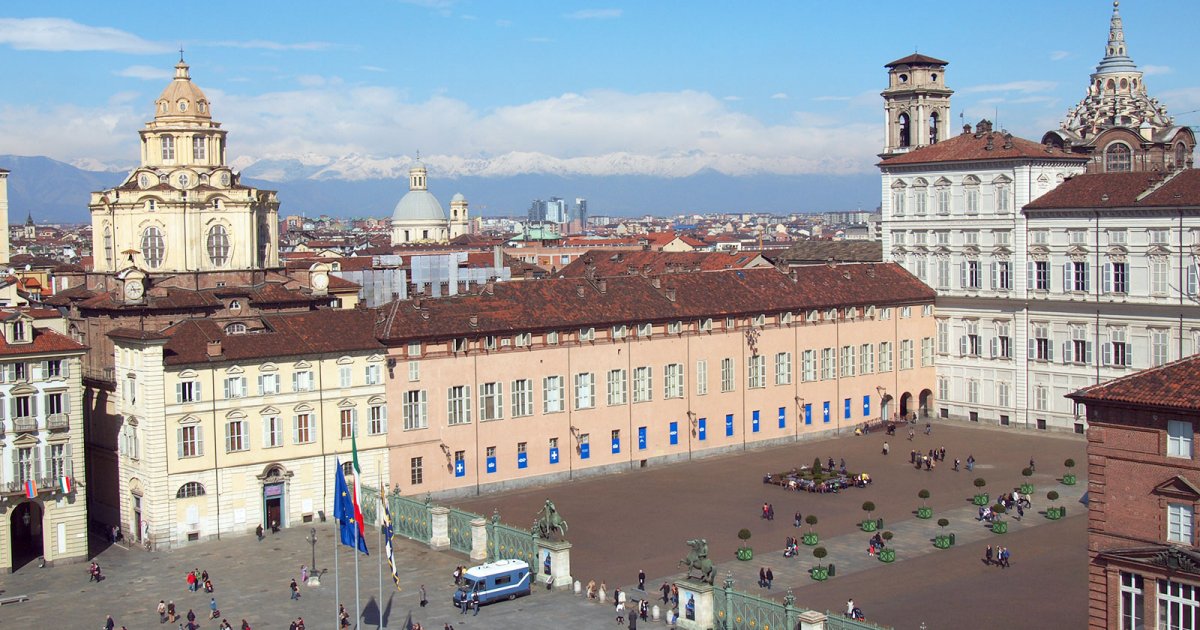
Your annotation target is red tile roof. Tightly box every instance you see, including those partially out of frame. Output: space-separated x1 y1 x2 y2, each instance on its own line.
885 53 948 67
879 130 1086 167
556 250 769 278
1025 169 1200 210
1068 354 1200 412
0 327 86 357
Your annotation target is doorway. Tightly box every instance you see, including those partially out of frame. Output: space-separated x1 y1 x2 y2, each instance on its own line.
899 392 913 419
10 501 43 571
919 389 934 419
264 482 284 531
132 494 142 543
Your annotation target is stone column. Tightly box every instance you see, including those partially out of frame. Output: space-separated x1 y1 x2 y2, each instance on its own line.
537 539 573 589
797 610 827 630
673 580 714 630
469 517 487 562
429 506 450 550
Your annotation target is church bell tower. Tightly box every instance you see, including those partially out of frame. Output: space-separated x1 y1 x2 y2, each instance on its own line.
881 54 953 158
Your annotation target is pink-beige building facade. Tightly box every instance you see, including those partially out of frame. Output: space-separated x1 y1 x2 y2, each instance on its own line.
376 264 936 497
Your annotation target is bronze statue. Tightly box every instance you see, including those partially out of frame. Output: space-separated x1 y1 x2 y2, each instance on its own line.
533 498 569 540
679 538 715 585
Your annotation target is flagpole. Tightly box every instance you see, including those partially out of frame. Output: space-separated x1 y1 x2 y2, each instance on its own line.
378 475 384 627
335 458 341 630
355 509 361 630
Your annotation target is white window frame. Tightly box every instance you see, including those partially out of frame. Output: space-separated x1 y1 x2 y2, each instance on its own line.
1168 503 1195 544
480 382 504 421
774 352 792 385
448 385 472 425
607 369 627 406
664 363 685 399
574 372 596 409
402 390 428 430
747 355 766 389
696 360 708 395
1168 420 1194 459
633 366 653 402
511 379 534 417
721 358 735 392
543 376 564 413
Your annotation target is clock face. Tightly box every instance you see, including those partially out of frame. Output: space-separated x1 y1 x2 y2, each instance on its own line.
311 273 329 291
124 280 144 301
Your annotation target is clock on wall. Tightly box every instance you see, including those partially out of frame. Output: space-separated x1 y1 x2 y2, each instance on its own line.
124 278 145 302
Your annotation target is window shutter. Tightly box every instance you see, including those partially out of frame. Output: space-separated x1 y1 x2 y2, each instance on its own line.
1062 263 1071 292
1085 341 1094 364
196 426 204 456
1188 262 1199 296
258 375 265 394
195 381 201 401
293 373 299 391
224 379 231 399
990 337 998 359
176 382 183 404
989 263 997 290
30 395 37 417
1062 341 1073 364
40 361 48 379
959 336 967 356
1026 262 1034 291
62 392 70 414
1083 262 1091 292
959 262 966 289
1103 263 1112 293
177 428 184 458
1102 342 1112 366
263 417 271 446
1047 340 1054 362
1027 339 1036 360
292 415 299 443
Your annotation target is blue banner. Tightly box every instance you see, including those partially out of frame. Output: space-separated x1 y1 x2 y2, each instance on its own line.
669 422 678 445
725 414 734 437
486 456 496 474
454 458 466 477
844 398 851 420
333 457 368 554
752 410 760 433
638 426 647 450
778 406 786 429
698 418 707 441
549 447 560 465
611 436 620 454
823 401 830 423
580 442 590 459
863 395 871 417
517 452 528 469
804 403 812 425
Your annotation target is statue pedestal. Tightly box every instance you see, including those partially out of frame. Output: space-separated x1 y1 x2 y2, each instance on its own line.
797 610 827 630
429 506 450 550
469 518 488 562
537 539 573 589
674 579 714 630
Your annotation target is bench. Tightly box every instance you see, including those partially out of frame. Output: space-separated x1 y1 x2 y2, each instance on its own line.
0 595 30 605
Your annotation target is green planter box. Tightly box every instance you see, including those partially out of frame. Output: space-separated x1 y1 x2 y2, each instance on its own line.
736 547 753 561
1062 474 1077 486
877 548 896 563
973 493 990 506
803 533 819 546
861 520 878 532
991 521 1008 534
916 506 933 519
1046 506 1066 520
1020 483 1035 495
933 535 952 549
810 567 829 581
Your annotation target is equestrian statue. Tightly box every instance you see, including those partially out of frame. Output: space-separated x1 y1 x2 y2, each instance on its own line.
679 538 715 585
533 498 569 540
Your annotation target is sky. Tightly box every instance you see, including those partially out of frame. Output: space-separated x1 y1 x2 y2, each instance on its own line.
1 0 1200 179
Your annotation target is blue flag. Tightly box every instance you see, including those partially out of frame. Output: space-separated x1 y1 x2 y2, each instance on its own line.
334 457 368 554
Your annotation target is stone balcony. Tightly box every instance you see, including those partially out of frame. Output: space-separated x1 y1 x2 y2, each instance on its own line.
46 414 69 431
11 417 36 433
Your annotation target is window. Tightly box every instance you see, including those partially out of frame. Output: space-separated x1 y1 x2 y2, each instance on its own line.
207 225 230 267
840 346 855 377
899 339 914 370
46 359 62 378
48 443 67 479
1168 503 1194 544
1104 261 1129 294
1105 143 1132 172
293 370 314 392
880 308 892 321
936 320 950 354
546 331 560 345
721 358 736 391
368 405 387 435
480 382 504 420
1152 329 1170 367
177 380 202 403
263 415 283 448
637 323 652 338
965 186 979 215
515 332 532 347
1109 230 1127 245
892 190 906 215
293 412 315 443
997 382 1011 408
1151 258 1169 295
607 370 627 405
224 322 247 335
1033 261 1050 291
800 350 816 382
1032 324 1052 361
996 183 1010 213
226 419 249 452
178 425 203 458
1150 229 1170 245
579 327 595 342
892 231 906 245
511 379 534 417
696 360 708 395
901 307 911 319
878 342 893 373
964 231 979 245
543 376 564 413
967 379 980 404
821 348 836 380
223 376 246 399
748 355 766 388
1031 230 1048 245
47 392 64 415
699 318 713 332
365 364 382 385
258 373 279 396
402 391 427 430
1105 328 1131 367
994 230 1011 246
664 363 684 398
161 135 175 161
103 226 114 268
1034 385 1049 411
407 361 419 382
921 337 934 367
936 259 951 290
1066 326 1092 365
961 260 981 290
994 321 1012 359
452 338 468 353
406 342 422 357
613 324 628 340
1158 578 1200 629
774 353 792 385
935 185 950 215
176 482 206 498
1069 230 1087 246
994 261 1012 290
1067 261 1090 292
142 227 165 269
1119 572 1144 630
961 320 981 357
938 377 949 402
633 367 653 402
859 344 874 375
192 136 206 161
448 385 471 425
410 457 423 486
1168 420 1194 458
725 317 736 331
574 372 596 409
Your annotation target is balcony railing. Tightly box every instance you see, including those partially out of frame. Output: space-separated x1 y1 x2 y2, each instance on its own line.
46 414 69 431
12 417 36 433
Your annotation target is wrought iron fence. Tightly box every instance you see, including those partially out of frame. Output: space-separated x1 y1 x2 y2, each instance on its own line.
713 584 793 630
824 612 892 630
360 485 380 527
447 508 477 554
486 517 539 576
387 492 431 542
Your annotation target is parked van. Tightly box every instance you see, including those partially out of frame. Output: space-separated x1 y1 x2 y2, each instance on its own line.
452 559 532 606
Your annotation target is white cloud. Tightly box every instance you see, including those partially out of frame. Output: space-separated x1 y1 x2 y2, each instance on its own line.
1142 65 1172 76
564 9 623 20
205 39 332 51
360 65 387 73
961 80 1056 94
0 17 168 54
1049 50 1071 61
723 95 742 102
525 37 553 44
812 96 851 102
771 93 788 100
115 65 171 81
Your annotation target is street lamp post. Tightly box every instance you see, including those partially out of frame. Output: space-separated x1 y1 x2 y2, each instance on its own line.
307 527 318 576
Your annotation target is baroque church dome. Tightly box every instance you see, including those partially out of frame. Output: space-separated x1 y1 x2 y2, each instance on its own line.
391 161 447 223
155 59 212 120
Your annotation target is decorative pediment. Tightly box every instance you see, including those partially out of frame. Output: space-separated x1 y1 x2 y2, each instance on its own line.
1029 245 1050 261
912 245 929 254
1067 245 1090 259
962 245 980 258
260 363 278 373
226 365 244 375
1099 545 1200 576
293 403 314 413
179 369 199 378
367 395 386 405
1107 245 1129 262
256 463 294 483
891 246 908 256
1152 475 1200 500
225 409 247 419
11 433 39 447
259 406 280 415
336 356 354 365
10 384 36 396
367 354 384 363
1148 245 1172 257
337 398 357 409
178 415 201 426
933 246 952 258
293 360 313 370
992 246 1012 258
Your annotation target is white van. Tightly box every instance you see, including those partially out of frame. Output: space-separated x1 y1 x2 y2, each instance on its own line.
452 559 532 606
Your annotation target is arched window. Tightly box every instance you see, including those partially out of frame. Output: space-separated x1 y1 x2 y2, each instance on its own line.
176 482 206 498
207 225 230 267
897 113 911 148
142 227 165 269
929 112 940 145
225 322 247 335
103 226 114 269
1176 143 1189 170
1105 143 1132 172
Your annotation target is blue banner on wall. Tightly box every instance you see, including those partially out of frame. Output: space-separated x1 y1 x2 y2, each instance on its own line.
580 442 590 459
725 414 734 437
517 452 528 469
549 447 560 465
863 395 871 417
611 436 620 454
638 426 647 450
698 418 707 441
669 421 679 445
823 401 830 423
752 410 760 433
778 406 786 429
805 404 812 425
486 456 497 474
844 398 851 420
454 458 466 477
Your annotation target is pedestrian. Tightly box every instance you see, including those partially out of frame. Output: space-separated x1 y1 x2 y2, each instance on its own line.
1001 547 1011 568
910 450 916 463
660 581 671 604
638 569 646 591
908 429 914 441
953 458 960 471
210 597 218 619
847 599 855 617
301 565 308 584
767 503 775 520
616 591 626 625
925 422 931 435
629 607 638 630
158 600 168 624
1029 457 1036 473
420 584 428 607
765 567 774 590
290 578 300 600
793 511 802 527
256 524 264 541
105 615 116 630
966 454 975 471
985 545 993 566
758 566 766 588
471 591 480 616
458 591 470 614
640 598 648 621
186 571 197 592
187 609 196 624
882 441 889 455
167 601 177 623
241 620 251 630
1017 503 1025 520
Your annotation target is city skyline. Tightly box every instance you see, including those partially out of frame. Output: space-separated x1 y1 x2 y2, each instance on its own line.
2 1 1199 184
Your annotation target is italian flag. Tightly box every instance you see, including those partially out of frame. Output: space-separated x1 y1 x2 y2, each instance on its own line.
59 476 72 494
350 433 366 541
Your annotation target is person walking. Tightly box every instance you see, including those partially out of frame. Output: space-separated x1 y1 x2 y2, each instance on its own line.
793 511 802 527
104 615 116 630
847 599 855 617
882 441 889 455
167 601 177 623
758 566 766 588
300 565 309 584
659 581 671 604
210 597 218 619
256 524 264 541
765 567 774 590
186 609 196 625
471 591 480 616
1000 547 1011 568
289 578 300 600
158 600 167 624
638 569 646 591
420 584 428 607
985 545 993 566
1029 457 1036 473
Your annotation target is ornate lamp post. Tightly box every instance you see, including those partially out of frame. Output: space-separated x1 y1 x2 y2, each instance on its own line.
306 527 318 575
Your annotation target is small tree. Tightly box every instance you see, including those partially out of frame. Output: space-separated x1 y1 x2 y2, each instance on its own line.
1022 467 1033 479
737 528 752 550
937 517 950 530
974 478 987 490
812 546 828 570
992 503 1007 520
1064 458 1076 471
881 531 894 544
812 457 824 476
1047 490 1060 505
862 501 876 521
918 489 931 507
805 514 818 534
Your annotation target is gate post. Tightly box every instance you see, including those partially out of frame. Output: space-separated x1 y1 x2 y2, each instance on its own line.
537 539 573 590
429 505 450 550
784 589 800 630
797 610 827 630
674 579 715 630
469 517 488 562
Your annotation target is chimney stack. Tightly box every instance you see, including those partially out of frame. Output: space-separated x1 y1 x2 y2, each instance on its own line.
206 340 222 358
597 279 607 294
469 314 479 328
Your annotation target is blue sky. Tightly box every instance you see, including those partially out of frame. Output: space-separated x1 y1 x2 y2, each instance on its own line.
1 0 1199 178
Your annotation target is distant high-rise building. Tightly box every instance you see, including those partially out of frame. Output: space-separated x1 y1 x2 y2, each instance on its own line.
575 198 588 226
528 199 546 223
546 197 567 224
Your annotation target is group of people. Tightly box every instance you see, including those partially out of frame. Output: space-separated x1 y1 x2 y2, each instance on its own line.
910 446 949 471
614 591 649 628
89 561 105 582
757 566 775 589
984 544 1012 568
783 535 801 557
185 567 214 593
760 502 776 520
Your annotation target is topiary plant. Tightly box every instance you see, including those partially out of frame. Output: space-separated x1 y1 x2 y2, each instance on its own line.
992 503 1007 519
1064 458 1076 470
1022 467 1033 478
812 546 828 570
937 518 949 529
737 528 752 548
1047 490 1060 503
813 457 824 476
974 478 987 490
805 514 818 533
862 501 876 520
881 531 894 543
918 489 931 507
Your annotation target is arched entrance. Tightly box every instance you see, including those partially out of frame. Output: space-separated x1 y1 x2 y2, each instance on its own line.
10 501 44 571
257 464 293 531
919 389 934 419
899 392 913 420
880 395 894 423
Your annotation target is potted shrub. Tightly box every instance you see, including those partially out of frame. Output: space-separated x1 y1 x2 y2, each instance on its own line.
991 503 1008 534
1020 467 1035 495
861 502 878 531
1062 459 1077 485
810 547 829 580
934 518 952 549
917 489 933 519
973 478 989 506
803 515 819 545
878 532 896 562
736 528 753 560
1046 490 1063 520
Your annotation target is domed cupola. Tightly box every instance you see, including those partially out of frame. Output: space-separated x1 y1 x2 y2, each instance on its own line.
391 159 447 224
154 57 212 121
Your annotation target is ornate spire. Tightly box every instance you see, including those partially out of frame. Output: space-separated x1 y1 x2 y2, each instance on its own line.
1096 0 1138 74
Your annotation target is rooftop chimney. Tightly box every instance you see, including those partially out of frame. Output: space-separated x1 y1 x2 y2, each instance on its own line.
469 314 479 328
597 279 607 294
206 340 222 358
665 287 676 302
